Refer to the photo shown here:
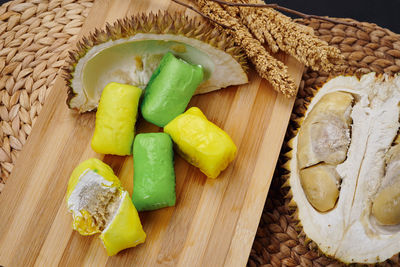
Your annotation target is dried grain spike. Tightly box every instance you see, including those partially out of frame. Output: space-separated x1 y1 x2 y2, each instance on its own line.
194 0 297 96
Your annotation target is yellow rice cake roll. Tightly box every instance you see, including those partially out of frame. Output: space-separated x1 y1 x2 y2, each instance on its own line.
164 107 237 178
91 82 142 155
66 158 146 256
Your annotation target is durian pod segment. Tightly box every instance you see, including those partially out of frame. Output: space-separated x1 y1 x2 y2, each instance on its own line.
297 91 353 169
100 191 146 256
164 107 237 178
372 143 400 225
372 181 400 225
66 12 248 113
91 82 142 156
299 163 340 212
66 158 121 236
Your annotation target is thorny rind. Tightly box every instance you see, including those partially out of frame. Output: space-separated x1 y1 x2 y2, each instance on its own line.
64 11 248 109
189 0 343 97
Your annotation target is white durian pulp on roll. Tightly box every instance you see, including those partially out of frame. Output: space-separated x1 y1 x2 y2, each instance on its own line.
290 73 400 263
68 169 121 231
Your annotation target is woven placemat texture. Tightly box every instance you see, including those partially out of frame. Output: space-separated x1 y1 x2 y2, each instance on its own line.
1 1 400 266
0 0 93 192
249 19 400 267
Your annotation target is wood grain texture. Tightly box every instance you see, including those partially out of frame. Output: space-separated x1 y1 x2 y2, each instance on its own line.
0 0 304 266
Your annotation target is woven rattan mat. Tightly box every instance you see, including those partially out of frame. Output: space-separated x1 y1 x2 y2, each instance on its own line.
1 1 400 266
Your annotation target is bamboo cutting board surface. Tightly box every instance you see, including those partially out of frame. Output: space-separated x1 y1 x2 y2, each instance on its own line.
0 0 304 266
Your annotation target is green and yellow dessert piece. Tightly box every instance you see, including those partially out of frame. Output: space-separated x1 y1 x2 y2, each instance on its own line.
66 158 146 256
141 52 204 127
91 82 142 156
132 133 176 211
164 107 237 178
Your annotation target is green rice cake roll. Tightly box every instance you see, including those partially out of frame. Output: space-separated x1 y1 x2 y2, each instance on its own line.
132 133 176 211
91 82 142 156
141 52 203 127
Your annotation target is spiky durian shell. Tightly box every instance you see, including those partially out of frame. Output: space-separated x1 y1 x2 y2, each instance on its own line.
63 11 248 108
281 74 400 265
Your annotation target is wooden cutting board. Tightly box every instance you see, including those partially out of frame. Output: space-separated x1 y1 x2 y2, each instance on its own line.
0 0 303 266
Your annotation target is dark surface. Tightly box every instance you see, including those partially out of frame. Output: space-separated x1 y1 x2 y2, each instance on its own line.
0 0 399 33
275 0 400 34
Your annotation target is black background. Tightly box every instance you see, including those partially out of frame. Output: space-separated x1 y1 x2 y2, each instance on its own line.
0 0 399 33
276 0 400 33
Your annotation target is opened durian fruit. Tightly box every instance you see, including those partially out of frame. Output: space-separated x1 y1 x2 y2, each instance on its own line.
286 72 400 264
65 12 248 112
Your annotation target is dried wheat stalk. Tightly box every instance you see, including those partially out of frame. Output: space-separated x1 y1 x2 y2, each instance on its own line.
229 0 343 72
173 0 344 96
192 0 298 96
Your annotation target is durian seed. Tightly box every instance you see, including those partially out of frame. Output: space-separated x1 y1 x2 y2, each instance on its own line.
299 163 341 212
372 180 400 225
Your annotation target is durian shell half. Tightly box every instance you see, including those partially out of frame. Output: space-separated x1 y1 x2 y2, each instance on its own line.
284 73 400 264
64 12 248 113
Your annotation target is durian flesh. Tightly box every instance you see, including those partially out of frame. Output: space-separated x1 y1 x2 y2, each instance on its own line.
289 73 400 263
66 13 248 112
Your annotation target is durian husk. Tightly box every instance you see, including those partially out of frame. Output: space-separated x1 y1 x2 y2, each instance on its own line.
280 73 400 265
63 11 248 110
248 17 400 267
